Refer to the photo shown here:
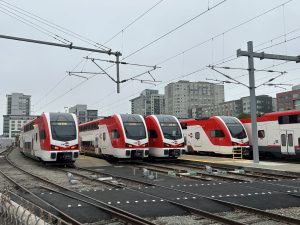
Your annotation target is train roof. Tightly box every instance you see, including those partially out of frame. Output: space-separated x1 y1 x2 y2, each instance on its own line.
240 110 300 123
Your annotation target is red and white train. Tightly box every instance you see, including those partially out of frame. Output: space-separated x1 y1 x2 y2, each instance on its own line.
79 114 149 159
19 112 80 164
180 116 249 155
145 115 185 158
240 110 300 159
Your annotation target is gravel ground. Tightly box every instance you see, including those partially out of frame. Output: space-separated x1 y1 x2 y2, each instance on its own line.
267 207 300 219
151 215 219 225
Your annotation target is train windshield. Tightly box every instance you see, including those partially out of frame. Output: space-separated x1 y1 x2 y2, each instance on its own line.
156 115 182 140
50 113 77 141
120 114 146 140
220 116 247 139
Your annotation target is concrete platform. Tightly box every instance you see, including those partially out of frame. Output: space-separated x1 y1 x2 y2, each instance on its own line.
180 155 300 174
75 155 111 167
0 148 7 154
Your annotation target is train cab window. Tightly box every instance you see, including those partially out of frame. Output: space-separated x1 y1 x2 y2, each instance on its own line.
103 132 106 141
281 134 286 146
195 132 200 140
39 130 46 140
211 130 225 138
258 130 265 138
149 130 158 138
112 129 120 139
288 134 293 147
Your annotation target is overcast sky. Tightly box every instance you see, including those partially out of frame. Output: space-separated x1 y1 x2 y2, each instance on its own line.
1 0 300 133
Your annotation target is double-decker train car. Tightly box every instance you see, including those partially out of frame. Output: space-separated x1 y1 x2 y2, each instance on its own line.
19 112 80 164
145 115 185 158
180 116 249 155
79 114 149 159
240 110 300 159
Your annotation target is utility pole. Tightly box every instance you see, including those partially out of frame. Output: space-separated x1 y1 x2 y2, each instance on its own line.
237 41 300 163
115 52 121 93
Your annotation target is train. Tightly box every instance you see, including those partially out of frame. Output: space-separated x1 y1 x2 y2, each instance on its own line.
79 114 149 159
240 110 300 159
180 116 249 155
19 112 80 164
145 115 185 158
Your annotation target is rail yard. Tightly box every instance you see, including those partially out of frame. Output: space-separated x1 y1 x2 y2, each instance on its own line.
1 146 299 225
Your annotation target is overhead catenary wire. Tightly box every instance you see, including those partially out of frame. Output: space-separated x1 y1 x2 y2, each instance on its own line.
103 0 166 45
0 6 70 44
0 0 110 50
123 0 227 60
157 0 294 66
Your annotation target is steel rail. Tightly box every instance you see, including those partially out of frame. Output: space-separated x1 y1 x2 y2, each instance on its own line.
0 170 75 225
77 166 300 225
166 161 280 180
69 168 246 225
4 151 157 225
177 159 300 178
132 162 250 182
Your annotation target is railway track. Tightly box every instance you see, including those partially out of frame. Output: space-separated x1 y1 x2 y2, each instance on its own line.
72 165 300 225
0 148 157 225
176 159 300 179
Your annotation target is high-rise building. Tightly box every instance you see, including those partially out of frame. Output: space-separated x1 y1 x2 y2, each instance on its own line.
164 80 224 118
277 85 300 111
68 104 98 124
3 93 36 138
130 89 165 116
6 93 31 115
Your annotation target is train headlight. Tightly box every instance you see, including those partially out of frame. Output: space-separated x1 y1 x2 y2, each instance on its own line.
51 145 60 150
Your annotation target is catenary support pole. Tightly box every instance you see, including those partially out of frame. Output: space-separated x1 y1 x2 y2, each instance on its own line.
116 52 121 93
247 41 259 163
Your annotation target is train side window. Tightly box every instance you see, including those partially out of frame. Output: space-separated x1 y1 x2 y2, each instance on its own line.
181 123 187 130
149 130 158 138
39 130 46 140
211 130 225 138
103 132 106 141
298 138 300 147
258 130 265 138
195 132 200 140
288 134 293 146
112 129 120 139
281 134 286 146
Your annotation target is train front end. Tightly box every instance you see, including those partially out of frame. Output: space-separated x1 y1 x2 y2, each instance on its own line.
118 114 149 159
218 116 249 155
146 115 185 158
44 112 80 163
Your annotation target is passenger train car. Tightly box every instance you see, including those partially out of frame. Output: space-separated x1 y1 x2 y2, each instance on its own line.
79 114 149 159
240 110 300 159
19 112 80 164
180 116 249 155
145 115 185 158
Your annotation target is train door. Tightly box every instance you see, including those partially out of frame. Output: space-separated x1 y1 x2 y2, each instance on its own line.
187 126 202 151
280 130 295 155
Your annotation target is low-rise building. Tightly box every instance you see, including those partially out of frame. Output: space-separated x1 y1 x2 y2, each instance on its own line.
69 104 98 124
277 85 300 111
